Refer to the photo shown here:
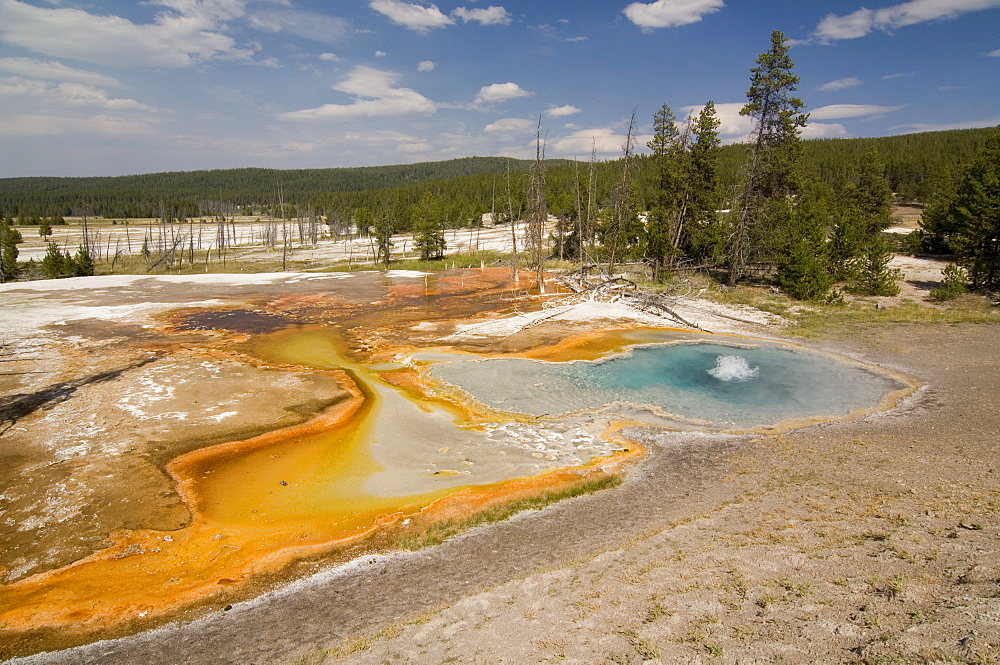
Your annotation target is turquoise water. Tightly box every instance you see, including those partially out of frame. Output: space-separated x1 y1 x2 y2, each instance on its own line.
430 342 905 428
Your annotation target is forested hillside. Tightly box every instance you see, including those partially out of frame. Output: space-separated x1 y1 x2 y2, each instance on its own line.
0 128 994 222
715 127 996 202
0 156 547 220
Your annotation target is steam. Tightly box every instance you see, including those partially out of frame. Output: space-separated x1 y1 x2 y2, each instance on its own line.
707 355 759 382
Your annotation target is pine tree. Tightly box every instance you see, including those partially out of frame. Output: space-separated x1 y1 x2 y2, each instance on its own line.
948 129 1000 289
730 30 808 285
830 149 901 294
373 207 394 268
41 241 70 278
682 101 723 263
72 245 95 277
777 178 834 300
0 217 22 282
414 191 446 261
846 236 901 296
645 104 683 279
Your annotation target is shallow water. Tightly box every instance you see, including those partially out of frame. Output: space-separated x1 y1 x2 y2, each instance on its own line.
430 341 905 427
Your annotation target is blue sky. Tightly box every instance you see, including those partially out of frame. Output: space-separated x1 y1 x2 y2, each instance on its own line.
0 0 998 177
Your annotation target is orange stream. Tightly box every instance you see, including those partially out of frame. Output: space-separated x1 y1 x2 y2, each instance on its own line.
0 325 632 637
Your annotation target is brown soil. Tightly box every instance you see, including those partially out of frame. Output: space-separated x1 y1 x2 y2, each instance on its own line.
2 271 998 665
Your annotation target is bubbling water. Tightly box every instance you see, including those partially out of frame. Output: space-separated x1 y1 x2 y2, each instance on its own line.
707 355 759 382
429 341 905 428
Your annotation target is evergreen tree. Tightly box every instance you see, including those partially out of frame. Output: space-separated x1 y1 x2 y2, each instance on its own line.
730 30 808 285
947 129 1000 289
682 101 723 263
645 104 684 279
413 191 446 260
919 167 960 253
373 206 394 268
831 149 900 295
41 241 71 278
846 237 901 296
73 245 95 277
0 217 22 282
777 178 834 300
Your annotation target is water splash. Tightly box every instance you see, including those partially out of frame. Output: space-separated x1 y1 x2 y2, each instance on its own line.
707 355 759 382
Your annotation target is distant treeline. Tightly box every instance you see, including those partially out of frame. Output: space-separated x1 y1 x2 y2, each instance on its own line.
0 128 994 221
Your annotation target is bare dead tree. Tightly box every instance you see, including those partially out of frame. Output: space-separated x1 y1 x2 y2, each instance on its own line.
506 159 519 282
606 111 639 278
526 117 548 293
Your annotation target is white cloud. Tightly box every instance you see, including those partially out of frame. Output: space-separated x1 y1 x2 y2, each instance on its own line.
812 0 1000 43
0 113 154 137
810 104 905 120
0 0 256 68
545 105 581 117
375 50 388 57
369 0 454 33
681 102 754 141
396 140 432 153
0 57 122 88
883 71 917 79
417 60 436 71
892 116 1000 132
0 76 154 112
246 8 351 45
474 82 532 105
989 48 1000 56
623 0 724 31
549 127 653 157
818 77 863 91
801 123 849 139
277 65 437 120
319 52 343 62
451 6 512 25
484 118 534 133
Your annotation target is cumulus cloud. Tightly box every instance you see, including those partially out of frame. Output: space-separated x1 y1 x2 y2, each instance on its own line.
474 82 532 106
0 57 121 88
246 8 351 44
810 104 905 120
451 6 512 25
319 52 343 62
623 0 724 31
369 0 454 33
0 0 257 68
484 117 534 133
549 127 653 157
681 102 755 141
818 77 863 91
811 0 1000 43
417 60 436 71
545 105 581 117
277 65 437 120
801 123 849 139
989 48 1000 56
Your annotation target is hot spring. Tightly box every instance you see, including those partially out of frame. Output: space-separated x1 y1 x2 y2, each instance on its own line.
428 340 907 428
